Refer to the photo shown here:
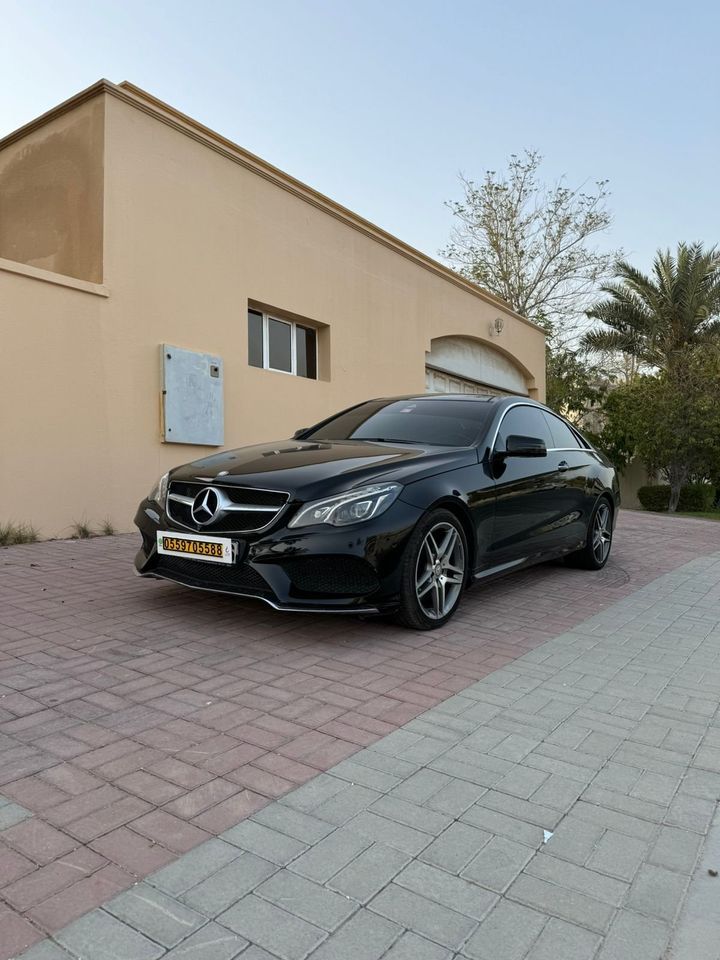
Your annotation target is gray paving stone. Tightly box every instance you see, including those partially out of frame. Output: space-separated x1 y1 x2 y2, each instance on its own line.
369 883 477 949
256 870 357 931
680 767 720 800
507 873 614 933
462 899 547 960
290 827 371 883
525 917 601 960
56 909 165 960
13 943 72 960
525 852 628 905
312 783 381 825
368 795 452 836
222 820 308 864
149 838 243 896
542 815 604 865
381 931 451 959
629 770 680 805
492 764 549 800
665 791 716 833
162 922 249 959
104 883 206 948
649 826 702 875
582 784 667 822
181 852 277 916
345 811 432 855
424 778 487 817
596 909 670 960
461 803 545 847
461 836 533 893
592 761 643 794
331 758 402 792
278 774 347 813
475 790 563 829
306 907 401 960
626 863 689 921
328 842 410 903
529 773 581 812
218 894 326 960
572 800 657 840
348 748 420 781
419 821 492 875
586 830 649 881
389 769 452 804
394 859 497 921
0 801 31 829
251 805 336 844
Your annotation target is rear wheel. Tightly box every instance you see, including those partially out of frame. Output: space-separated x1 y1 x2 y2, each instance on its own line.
395 509 468 630
566 497 613 570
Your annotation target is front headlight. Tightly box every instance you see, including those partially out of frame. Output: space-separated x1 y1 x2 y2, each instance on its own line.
149 472 169 505
288 483 402 529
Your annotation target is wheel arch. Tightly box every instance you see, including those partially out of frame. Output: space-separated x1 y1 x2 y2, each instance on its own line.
424 497 476 579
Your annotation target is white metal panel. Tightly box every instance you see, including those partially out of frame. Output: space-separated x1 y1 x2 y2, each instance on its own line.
162 344 224 445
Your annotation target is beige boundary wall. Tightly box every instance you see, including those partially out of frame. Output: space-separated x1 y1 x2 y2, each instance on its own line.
0 81 546 538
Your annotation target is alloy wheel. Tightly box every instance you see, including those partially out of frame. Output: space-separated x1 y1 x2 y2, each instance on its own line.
592 502 612 564
415 522 466 620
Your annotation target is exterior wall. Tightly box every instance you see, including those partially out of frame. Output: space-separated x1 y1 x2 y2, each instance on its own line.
0 96 104 282
1 85 546 538
425 336 528 395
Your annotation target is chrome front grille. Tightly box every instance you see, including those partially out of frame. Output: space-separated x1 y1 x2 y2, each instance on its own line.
166 481 289 533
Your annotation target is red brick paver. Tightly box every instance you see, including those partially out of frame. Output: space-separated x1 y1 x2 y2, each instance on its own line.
0 511 717 957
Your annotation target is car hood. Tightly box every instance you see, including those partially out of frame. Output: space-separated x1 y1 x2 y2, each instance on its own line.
171 439 476 501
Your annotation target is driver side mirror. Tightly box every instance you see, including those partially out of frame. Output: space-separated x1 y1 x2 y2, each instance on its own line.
292 428 308 440
504 434 547 458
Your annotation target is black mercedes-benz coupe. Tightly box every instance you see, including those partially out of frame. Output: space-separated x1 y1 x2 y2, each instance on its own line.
134 394 619 630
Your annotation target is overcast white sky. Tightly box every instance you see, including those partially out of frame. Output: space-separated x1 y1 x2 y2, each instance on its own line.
2 0 719 270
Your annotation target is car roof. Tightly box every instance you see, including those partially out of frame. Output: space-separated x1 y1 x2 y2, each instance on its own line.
375 393 542 408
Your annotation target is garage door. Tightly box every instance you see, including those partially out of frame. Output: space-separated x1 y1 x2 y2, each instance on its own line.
425 367 510 397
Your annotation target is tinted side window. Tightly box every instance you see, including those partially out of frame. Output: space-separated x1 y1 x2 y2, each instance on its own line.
543 413 581 449
496 406 553 450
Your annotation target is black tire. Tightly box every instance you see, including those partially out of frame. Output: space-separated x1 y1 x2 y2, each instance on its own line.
395 509 468 630
565 497 614 570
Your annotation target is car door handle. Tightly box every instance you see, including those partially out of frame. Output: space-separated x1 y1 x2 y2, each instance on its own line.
558 460 570 472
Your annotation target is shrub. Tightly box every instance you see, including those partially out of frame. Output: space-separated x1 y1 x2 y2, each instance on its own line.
637 483 716 512
70 520 93 539
100 519 116 536
0 522 39 545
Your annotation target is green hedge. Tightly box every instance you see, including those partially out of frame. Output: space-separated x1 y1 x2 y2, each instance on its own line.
637 483 716 512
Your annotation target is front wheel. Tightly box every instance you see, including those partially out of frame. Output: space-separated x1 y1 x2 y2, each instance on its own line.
566 498 613 570
395 509 468 630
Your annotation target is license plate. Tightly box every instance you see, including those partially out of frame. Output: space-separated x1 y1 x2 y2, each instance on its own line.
157 531 234 564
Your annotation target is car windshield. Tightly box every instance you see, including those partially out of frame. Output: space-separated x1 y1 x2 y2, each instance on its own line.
304 398 495 447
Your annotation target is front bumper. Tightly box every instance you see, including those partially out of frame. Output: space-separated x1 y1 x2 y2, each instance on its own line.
133 497 423 614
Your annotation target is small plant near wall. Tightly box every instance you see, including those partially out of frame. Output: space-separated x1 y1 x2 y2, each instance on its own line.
70 520 93 540
0 522 39 546
100 518 116 536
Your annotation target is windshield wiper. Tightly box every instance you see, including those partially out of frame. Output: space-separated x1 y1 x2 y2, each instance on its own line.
356 437 421 444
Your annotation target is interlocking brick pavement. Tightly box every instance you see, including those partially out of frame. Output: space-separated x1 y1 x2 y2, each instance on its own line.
0 510 718 957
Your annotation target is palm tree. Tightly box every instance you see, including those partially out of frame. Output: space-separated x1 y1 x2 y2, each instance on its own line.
585 243 720 512
583 242 720 371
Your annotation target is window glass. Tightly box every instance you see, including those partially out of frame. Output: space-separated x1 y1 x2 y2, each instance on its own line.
268 318 292 373
305 398 495 447
248 310 264 368
296 326 317 379
543 413 581 449
496 406 553 450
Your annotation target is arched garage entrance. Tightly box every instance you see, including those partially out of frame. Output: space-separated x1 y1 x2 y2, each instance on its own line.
425 335 529 396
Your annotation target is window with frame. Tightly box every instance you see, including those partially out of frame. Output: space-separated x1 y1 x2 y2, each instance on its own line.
248 308 318 379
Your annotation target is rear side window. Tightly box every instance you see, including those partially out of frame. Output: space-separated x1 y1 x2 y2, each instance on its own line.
495 406 554 450
543 413 581 449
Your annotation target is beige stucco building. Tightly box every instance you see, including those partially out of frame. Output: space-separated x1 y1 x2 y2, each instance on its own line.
0 80 546 538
